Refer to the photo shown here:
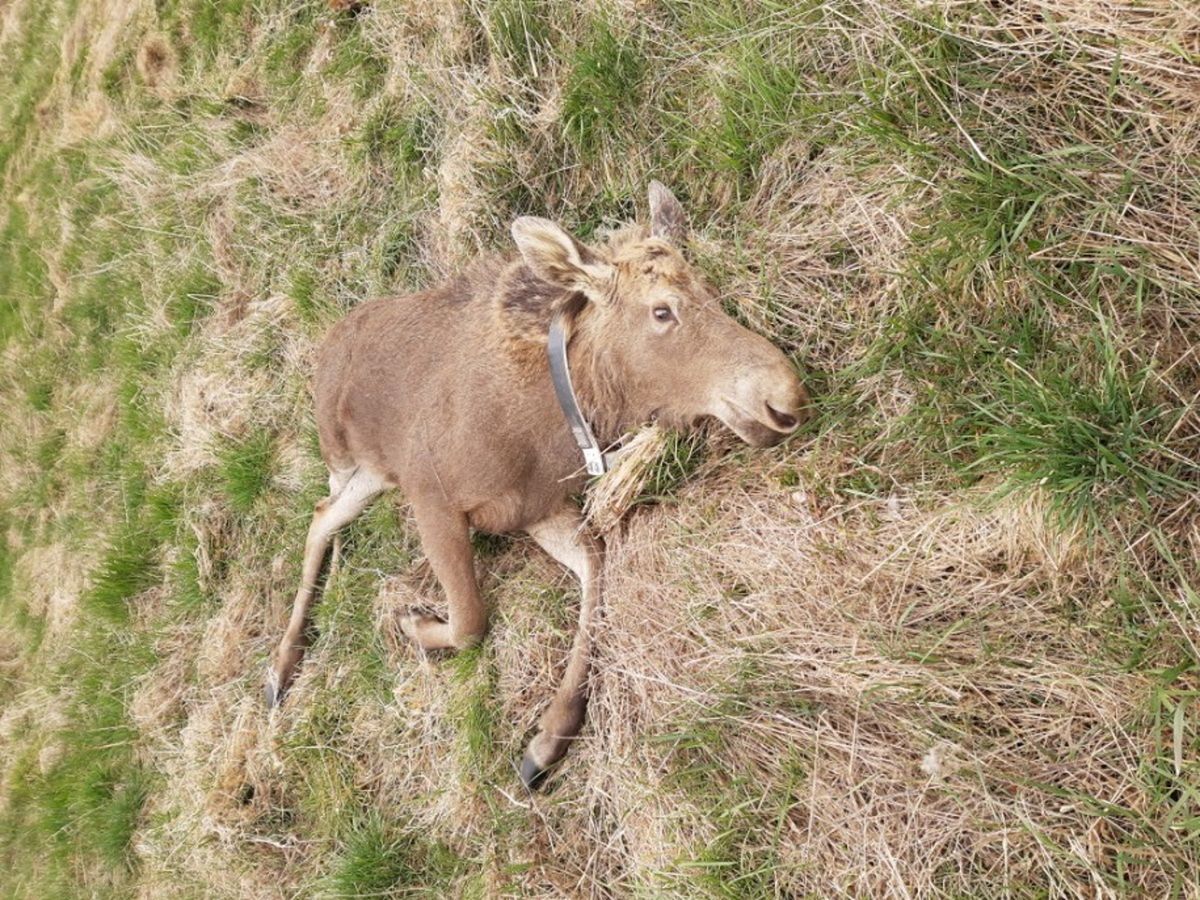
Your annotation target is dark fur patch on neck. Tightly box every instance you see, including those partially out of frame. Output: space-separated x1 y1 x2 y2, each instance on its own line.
493 261 633 441
496 262 581 342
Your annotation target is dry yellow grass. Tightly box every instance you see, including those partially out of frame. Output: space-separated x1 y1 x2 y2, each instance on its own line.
1 0 1198 897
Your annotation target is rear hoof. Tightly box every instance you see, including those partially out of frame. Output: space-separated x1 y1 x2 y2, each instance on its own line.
264 669 286 709
519 753 550 791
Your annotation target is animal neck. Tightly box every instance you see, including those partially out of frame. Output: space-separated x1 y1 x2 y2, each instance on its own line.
495 261 636 447
563 307 635 448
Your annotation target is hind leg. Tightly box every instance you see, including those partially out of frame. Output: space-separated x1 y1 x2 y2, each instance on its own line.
327 467 354 578
266 466 384 706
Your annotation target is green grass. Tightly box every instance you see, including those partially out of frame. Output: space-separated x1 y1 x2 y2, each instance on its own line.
881 298 1198 526
956 339 1193 524
0 521 13 609
1 594 157 896
648 666 810 897
320 815 466 899
637 430 707 506
450 646 501 773
326 16 390 101
0 0 69 174
484 0 555 79
357 99 437 178
5 664 155 895
84 486 178 623
188 0 254 60
167 266 221 335
0 201 50 347
40 742 151 873
338 496 420 574
561 18 644 155
168 526 210 614
218 430 275 514
706 40 803 184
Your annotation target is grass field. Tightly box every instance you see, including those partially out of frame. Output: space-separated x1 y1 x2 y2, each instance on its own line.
1 0 1198 896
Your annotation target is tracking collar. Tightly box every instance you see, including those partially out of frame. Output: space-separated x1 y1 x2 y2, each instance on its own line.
548 312 618 476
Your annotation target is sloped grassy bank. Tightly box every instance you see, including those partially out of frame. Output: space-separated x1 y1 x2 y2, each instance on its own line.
1 0 1198 896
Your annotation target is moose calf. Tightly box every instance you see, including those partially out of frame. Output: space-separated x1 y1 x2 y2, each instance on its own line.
266 183 809 787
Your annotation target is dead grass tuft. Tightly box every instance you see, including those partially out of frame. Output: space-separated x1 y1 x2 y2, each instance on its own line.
430 86 500 273
588 478 1152 894
737 145 922 367
11 541 92 635
162 294 311 479
583 424 672 533
135 34 176 90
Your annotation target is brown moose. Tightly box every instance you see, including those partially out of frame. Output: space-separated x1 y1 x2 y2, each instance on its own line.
266 183 810 787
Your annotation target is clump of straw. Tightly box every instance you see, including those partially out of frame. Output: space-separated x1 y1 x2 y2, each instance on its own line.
583 425 674 533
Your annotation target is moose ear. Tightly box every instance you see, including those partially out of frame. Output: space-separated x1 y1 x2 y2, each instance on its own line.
511 217 613 299
648 180 686 244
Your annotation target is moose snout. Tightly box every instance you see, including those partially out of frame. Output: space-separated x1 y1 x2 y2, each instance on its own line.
762 379 811 434
766 400 801 432
716 361 811 448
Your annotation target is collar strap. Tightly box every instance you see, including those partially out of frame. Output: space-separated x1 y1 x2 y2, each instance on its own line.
548 313 617 476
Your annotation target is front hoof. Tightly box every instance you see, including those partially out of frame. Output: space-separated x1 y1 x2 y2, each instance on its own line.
397 613 426 641
398 611 453 651
519 752 550 791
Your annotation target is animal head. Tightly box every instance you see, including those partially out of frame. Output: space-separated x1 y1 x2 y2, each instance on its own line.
510 183 810 447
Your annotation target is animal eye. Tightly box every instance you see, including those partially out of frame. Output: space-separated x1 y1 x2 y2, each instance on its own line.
653 306 674 323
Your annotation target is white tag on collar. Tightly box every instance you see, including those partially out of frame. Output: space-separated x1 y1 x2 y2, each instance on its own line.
583 447 607 476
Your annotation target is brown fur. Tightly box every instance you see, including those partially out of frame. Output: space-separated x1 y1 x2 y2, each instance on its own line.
266 184 810 786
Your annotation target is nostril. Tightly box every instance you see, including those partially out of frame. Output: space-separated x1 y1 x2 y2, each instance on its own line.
766 403 799 431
